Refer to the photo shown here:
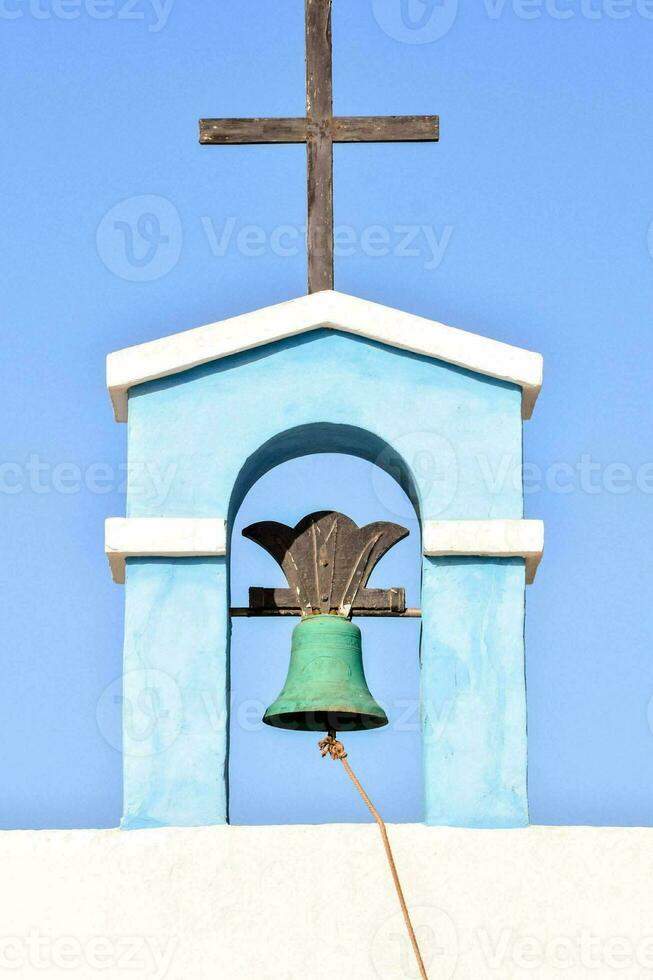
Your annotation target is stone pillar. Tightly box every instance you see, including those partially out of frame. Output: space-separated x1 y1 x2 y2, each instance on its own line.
121 558 229 829
421 556 528 827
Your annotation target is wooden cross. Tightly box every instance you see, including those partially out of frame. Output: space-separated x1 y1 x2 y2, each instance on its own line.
199 0 439 294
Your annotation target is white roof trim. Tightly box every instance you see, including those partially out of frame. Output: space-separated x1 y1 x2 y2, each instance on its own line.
424 519 544 584
107 290 543 423
105 516 543 586
105 518 227 584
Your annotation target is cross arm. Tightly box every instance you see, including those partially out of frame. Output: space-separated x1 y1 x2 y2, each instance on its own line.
332 115 439 142
199 115 439 145
199 118 308 144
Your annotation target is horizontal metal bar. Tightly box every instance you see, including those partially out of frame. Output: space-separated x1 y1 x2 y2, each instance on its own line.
332 115 439 143
199 115 440 146
230 608 422 618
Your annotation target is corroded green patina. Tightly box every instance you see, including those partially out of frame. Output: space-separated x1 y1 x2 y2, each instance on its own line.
264 615 388 733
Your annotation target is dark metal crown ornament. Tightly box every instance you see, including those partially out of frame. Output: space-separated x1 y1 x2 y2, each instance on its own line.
241 511 410 618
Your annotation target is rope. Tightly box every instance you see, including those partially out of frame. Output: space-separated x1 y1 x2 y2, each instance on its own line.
318 731 430 980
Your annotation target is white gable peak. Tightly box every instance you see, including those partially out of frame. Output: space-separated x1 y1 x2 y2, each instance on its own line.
106 290 543 423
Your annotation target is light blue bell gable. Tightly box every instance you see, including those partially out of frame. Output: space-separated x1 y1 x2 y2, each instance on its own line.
106 291 543 830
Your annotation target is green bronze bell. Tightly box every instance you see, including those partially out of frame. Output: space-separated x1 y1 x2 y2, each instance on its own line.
263 614 388 733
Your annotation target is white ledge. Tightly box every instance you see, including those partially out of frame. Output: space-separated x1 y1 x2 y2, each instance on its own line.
105 518 227 584
106 517 543 585
423 519 544 584
107 290 543 423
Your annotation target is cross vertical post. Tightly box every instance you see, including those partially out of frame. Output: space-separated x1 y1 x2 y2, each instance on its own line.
306 0 334 292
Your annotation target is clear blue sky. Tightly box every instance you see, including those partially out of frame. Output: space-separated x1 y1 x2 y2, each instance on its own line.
1 0 653 829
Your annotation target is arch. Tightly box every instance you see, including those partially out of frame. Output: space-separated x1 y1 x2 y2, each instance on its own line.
226 445 424 825
227 422 423 532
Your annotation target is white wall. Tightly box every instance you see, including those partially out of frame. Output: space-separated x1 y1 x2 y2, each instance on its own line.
0 824 650 979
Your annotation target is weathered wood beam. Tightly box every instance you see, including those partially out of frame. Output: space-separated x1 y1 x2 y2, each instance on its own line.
306 0 334 293
332 115 440 143
230 608 422 618
199 116 439 146
248 587 407 615
199 118 308 144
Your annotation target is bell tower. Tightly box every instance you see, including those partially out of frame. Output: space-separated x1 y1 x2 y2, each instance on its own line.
106 290 543 830
104 0 543 838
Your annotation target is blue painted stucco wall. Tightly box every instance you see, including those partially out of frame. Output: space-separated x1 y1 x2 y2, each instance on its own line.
121 558 228 829
126 330 523 521
422 557 528 828
121 329 527 828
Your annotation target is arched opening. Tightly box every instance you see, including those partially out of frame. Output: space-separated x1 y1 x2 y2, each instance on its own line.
227 425 423 825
